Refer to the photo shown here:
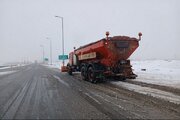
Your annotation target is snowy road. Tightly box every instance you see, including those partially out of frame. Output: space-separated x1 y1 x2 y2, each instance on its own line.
0 64 180 119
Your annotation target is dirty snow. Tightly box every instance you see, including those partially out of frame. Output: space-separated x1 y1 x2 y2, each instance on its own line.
112 60 180 104
111 81 180 104
131 60 180 89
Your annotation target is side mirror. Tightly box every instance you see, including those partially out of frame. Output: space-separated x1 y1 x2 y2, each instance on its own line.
138 32 142 41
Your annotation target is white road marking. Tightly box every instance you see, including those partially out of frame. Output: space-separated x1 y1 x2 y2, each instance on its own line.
84 92 101 104
53 75 70 87
93 92 125 109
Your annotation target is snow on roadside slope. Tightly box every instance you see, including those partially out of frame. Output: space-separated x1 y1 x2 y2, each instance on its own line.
42 61 68 69
131 60 180 89
43 63 60 69
111 60 180 104
0 64 29 70
0 71 16 76
0 66 11 70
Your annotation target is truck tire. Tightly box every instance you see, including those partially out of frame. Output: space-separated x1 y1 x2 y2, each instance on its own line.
67 66 72 75
81 66 87 81
68 69 72 75
88 66 97 83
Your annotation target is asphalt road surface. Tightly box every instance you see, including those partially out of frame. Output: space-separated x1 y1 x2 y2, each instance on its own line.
0 64 180 119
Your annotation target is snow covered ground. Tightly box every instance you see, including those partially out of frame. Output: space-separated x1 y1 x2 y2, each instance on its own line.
0 66 11 70
43 63 61 69
0 64 29 70
111 60 180 104
42 61 68 69
111 81 180 104
0 71 16 76
131 60 180 89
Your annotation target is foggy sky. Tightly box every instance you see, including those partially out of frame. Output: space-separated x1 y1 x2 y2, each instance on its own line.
0 0 180 64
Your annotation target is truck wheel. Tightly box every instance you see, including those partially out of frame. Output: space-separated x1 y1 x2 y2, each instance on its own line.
68 69 72 75
81 66 87 81
67 66 72 75
88 67 97 83
121 77 126 81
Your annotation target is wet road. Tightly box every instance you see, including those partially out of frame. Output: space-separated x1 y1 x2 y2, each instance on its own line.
0 64 180 119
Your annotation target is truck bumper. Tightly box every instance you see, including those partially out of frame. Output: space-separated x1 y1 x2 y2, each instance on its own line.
103 71 137 79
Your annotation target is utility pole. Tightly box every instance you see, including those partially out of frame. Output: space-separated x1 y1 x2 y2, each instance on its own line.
55 15 65 66
47 37 52 65
40 45 45 63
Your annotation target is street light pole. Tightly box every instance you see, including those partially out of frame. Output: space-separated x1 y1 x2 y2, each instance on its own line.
55 15 65 66
40 45 45 63
47 37 52 65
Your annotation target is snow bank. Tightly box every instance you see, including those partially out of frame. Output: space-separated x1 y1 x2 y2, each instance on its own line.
131 60 180 89
42 60 69 69
43 63 61 69
0 66 11 70
111 60 180 104
0 64 29 70
111 81 180 104
0 71 16 76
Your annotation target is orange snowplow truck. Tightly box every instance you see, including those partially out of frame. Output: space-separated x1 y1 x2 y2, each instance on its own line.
66 32 142 83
